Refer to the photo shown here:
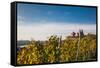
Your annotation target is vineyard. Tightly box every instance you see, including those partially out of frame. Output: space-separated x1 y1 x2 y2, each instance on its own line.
17 33 97 65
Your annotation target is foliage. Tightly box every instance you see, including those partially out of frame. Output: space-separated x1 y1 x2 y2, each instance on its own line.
17 34 97 64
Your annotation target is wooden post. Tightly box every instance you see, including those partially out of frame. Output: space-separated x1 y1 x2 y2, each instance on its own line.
76 30 80 61
57 36 62 63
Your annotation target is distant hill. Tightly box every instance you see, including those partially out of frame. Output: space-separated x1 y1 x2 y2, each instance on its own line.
17 40 30 46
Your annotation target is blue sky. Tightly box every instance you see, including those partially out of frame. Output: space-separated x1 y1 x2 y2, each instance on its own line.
17 3 96 40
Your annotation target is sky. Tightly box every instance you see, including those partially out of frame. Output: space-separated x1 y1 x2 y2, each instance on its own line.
17 3 96 41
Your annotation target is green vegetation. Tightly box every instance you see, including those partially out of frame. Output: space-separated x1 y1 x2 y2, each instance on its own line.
17 34 97 65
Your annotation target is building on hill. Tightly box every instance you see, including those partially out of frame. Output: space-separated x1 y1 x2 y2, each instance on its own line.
71 29 84 38
79 29 84 37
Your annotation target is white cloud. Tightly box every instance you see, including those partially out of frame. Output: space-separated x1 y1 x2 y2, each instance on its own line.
17 22 96 41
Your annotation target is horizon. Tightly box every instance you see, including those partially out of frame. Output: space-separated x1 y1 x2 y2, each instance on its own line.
17 32 96 41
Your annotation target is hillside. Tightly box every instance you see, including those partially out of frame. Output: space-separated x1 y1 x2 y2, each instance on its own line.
17 34 97 64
